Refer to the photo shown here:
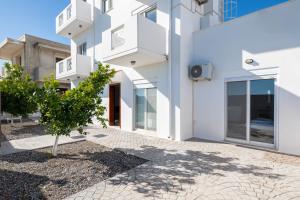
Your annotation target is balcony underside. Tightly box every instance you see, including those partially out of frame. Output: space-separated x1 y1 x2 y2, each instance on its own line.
0 38 24 60
56 19 91 38
56 72 89 81
103 48 166 67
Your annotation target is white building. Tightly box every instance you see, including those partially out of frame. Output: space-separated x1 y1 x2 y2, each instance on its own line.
55 0 300 156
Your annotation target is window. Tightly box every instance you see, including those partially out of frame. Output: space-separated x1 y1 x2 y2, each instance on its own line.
78 42 87 55
226 79 275 145
111 26 125 50
103 0 112 13
144 7 157 23
135 87 157 131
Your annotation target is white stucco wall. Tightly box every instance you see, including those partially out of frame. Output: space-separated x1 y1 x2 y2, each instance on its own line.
67 0 222 139
70 0 173 138
193 0 300 155
101 63 170 138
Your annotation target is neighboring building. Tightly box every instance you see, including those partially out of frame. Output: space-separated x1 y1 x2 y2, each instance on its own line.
55 0 300 156
0 34 71 89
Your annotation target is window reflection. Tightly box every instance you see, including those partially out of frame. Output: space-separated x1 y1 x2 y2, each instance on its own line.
227 81 247 140
250 79 274 144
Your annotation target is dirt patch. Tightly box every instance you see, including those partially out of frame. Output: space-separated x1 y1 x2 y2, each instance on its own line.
0 120 46 142
0 141 147 200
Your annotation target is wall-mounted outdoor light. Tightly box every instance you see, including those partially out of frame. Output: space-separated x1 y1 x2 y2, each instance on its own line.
245 59 254 64
130 61 136 66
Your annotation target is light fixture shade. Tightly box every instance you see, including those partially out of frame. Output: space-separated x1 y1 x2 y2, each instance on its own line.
245 59 254 64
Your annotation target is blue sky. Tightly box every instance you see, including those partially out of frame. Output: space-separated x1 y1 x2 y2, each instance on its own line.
0 0 70 67
237 0 287 18
0 0 288 67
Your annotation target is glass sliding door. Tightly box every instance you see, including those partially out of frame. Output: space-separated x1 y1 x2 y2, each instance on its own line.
135 89 145 129
226 79 275 146
226 81 247 140
135 88 157 131
250 79 274 144
146 88 157 131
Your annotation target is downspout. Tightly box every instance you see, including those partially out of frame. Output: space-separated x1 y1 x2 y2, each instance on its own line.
168 0 174 140
92 0 96 71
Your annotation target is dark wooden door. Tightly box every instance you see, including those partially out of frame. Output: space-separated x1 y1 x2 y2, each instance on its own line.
109 84 121 127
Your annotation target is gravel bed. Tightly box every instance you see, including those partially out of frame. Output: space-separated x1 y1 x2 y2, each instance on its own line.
0 120 46 142
0 141 148 200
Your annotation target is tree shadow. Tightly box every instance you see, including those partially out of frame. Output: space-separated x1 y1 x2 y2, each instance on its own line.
0 139 287 199
104 145 285 198
0 150 76 163
0 142 147 199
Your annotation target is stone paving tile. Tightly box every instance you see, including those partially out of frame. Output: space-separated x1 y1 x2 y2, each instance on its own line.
63 127 300 200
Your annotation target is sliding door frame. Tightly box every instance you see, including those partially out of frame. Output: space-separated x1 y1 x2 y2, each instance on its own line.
133 82 157 133
224 75 278 149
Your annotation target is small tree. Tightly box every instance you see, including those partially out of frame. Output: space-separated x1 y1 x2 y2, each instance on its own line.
0 63 38 120
37 63 115 156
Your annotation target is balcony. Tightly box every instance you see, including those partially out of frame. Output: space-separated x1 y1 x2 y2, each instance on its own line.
56 55 91 80
56 0 92 38
102 15 167 67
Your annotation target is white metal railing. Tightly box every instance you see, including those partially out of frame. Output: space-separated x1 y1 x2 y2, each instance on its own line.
57 57 72 75
67 58 72 71
67 5 72 20
111 25 126 50
56 54 91 79
57 3 73 28
59 62 64 73
59 14 64 27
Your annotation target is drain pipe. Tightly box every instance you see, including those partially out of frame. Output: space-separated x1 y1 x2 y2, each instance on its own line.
168 0 174 140
92 0 96 71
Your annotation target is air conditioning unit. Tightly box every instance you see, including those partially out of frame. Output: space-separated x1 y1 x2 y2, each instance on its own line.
188 63 213 81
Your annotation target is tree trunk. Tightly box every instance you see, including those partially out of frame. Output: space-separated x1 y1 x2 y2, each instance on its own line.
0 122 2 148
0 91 2 147
52 135 60 157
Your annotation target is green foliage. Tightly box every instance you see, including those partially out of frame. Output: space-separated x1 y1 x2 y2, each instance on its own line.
0 63 38 117
37 63 115 137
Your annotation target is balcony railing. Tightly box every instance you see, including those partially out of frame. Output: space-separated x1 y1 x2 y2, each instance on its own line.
56 55 91 80
56 0 92 38
102 15 167 67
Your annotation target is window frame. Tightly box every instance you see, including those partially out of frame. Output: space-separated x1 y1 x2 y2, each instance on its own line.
142 7 157 23
102 0 113 13
224 76 278 149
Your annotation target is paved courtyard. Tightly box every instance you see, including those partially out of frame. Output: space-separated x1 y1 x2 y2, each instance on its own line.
66 127 300 200
1 126 300 200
